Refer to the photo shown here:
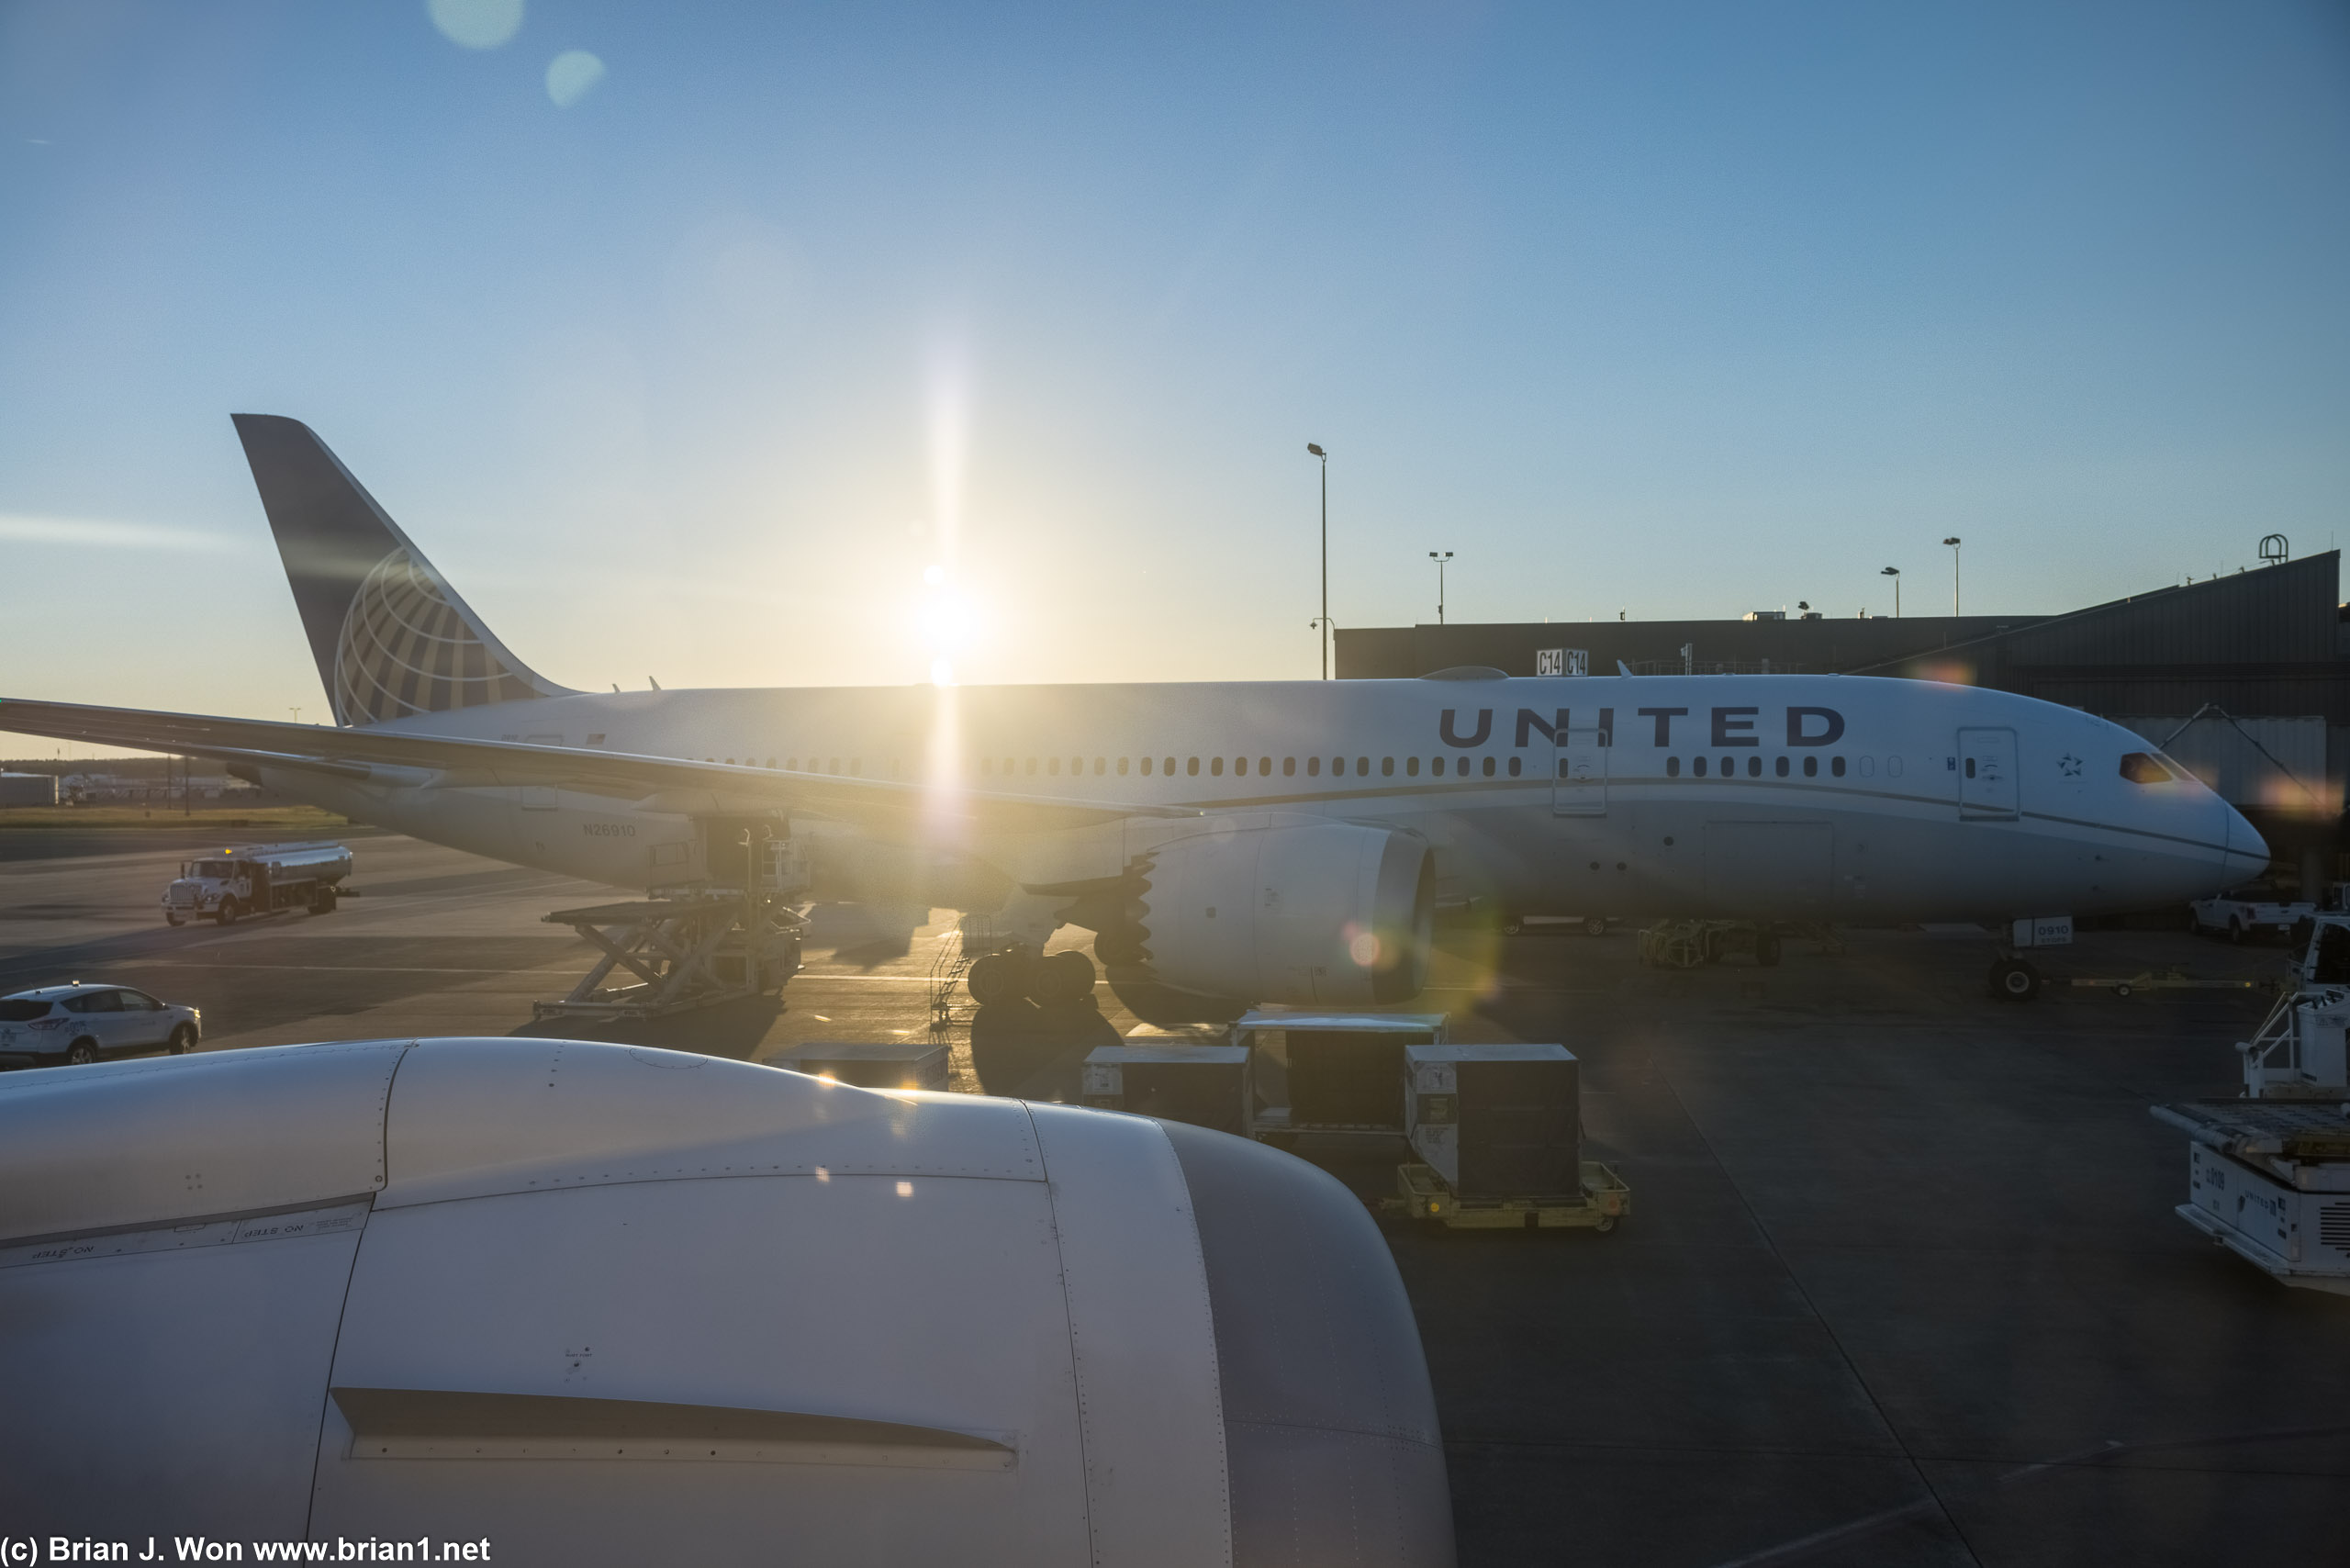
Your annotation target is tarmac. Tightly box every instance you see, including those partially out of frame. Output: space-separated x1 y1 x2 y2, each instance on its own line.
3 827 2344 1567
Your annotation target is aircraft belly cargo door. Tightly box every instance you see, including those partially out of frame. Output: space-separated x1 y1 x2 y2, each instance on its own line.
1957 727 2020 821
1553 727 1606 817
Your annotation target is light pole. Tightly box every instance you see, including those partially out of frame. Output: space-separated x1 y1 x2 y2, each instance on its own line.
1306 443 1328 678
1880 566 1900 617
1942 536 1962 615
1428 551 1453 625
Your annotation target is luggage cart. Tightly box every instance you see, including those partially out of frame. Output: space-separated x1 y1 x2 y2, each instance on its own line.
2067 968 2264 999
1387 1160 1630 1232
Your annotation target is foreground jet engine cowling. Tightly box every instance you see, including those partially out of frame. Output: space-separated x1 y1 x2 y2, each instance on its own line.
0 1040 1452 1567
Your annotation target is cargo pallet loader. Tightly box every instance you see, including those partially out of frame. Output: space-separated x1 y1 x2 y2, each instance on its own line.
532 890 804 1023
2150 1099 2350 1296
2148 969 2350 1293
532 829 808 1023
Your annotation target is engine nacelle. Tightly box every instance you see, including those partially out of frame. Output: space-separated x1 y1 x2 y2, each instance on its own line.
1130 821 1433 1006
0 1040 1453 1565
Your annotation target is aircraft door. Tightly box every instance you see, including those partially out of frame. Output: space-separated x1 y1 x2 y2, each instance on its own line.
1957 727 2020 821
1553 727 1606 817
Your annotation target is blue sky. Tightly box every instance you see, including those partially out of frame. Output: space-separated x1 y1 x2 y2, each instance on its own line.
2 0 2345 736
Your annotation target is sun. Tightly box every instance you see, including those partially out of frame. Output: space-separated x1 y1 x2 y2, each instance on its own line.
915 566 977 687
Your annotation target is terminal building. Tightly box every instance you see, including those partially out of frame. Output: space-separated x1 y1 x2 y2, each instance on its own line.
1336 550 2348 892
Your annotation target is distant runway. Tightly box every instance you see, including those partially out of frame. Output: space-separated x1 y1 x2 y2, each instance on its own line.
3 830 2342 1567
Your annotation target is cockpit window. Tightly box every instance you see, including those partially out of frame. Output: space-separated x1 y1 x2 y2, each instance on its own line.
2119 752 2173 785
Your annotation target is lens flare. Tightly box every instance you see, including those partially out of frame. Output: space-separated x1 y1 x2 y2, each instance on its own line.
545 50 606 106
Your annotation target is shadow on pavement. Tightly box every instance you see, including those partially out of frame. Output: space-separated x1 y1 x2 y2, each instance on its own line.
507 993 786 1061
968 998 1120 1098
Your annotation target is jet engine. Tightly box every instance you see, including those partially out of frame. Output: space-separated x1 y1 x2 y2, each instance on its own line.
0 1039 1452 1567
1107 821 1433 1008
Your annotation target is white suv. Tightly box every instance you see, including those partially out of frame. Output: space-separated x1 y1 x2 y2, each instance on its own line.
0 983 201 1069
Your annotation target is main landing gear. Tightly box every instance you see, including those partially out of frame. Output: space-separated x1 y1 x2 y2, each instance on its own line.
966 946 1098 1010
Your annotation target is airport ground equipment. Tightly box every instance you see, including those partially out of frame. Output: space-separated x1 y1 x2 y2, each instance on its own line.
1501 913 1611 937
2232 986 2350 1098
1388 1160 1630 1233
928 914 1024 1045
1638 919 1781 968
2150 1098 2350 1296
770 1040 950 1092
1232 1009 1446 1142
2064 969 2264 1000
2291 913 2350 990
532 890 802 1022
929 931 977 1043
2190 883 2313 943
161 839 352 925
1081 1043 1252 1135
0 1038 1453 1562
1404 1044 1580 1198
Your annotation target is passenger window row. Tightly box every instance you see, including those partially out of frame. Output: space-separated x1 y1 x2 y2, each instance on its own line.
755 757 862 776
708 747 1904 790
1664 755 1866 779
969 755 1524 782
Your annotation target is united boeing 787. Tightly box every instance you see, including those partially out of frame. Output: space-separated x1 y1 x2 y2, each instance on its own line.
0 416 2266 1012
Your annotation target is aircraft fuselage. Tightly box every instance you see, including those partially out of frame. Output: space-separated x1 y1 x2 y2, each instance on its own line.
267 672 2264 925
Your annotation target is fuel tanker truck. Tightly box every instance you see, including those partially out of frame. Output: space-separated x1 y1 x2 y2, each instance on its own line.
162 840 353 926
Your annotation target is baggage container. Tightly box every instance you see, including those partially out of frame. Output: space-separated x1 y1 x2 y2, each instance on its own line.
1232 1010 1444 1137
1404 1044 1579 1197
1081 1044 1251 1135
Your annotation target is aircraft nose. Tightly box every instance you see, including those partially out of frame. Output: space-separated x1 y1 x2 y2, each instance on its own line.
2221 801 2270 880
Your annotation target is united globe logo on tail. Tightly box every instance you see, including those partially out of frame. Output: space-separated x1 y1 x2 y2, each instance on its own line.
332 546 542 725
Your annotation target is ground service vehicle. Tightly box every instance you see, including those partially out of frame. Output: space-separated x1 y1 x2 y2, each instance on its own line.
163 840 352 926
0 983 200 1068
2189 883 2312 944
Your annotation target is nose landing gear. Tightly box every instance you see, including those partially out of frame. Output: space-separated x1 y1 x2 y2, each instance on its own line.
1988 956 2042 1002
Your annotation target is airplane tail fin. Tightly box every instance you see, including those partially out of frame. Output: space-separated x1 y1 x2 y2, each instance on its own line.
231 414 571 727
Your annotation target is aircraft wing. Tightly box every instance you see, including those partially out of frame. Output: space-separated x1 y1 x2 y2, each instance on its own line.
0 698 1196 839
